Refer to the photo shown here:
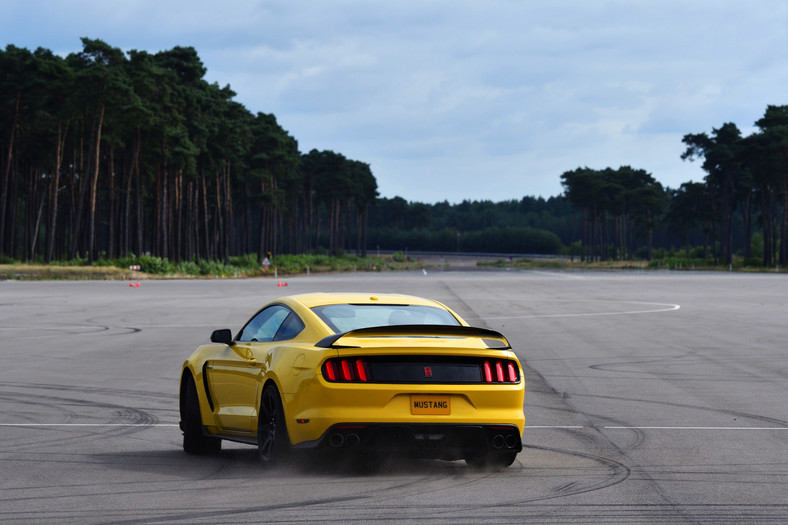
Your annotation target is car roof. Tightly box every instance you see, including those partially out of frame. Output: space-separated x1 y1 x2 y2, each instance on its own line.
281 292 446 309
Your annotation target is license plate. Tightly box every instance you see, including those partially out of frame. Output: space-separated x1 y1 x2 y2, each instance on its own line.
411 395 451 415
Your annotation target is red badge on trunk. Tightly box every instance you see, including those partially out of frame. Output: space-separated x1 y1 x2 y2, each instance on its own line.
424 366 432 377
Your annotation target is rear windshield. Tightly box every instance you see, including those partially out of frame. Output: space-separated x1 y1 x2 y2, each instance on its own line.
312 304 461 333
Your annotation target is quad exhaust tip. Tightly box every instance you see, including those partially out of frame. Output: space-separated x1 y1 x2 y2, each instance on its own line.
328 432 361 448
345 433 361 448
329 433 344 448
492 433 519 450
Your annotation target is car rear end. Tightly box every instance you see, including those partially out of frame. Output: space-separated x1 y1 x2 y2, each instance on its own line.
287 326 525 465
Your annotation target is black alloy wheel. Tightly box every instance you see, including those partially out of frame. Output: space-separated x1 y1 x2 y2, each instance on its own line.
258 383 290 465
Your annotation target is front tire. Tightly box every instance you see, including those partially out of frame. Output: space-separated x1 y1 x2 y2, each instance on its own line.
182 375 221 455
258 383 290 465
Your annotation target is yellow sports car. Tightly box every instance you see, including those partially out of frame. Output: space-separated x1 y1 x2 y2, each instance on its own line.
179 292 525 468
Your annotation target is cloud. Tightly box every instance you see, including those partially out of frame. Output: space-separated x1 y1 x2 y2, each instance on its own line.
3 0 787 203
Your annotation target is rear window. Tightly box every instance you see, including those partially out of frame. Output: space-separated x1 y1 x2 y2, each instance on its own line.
312 304 460 333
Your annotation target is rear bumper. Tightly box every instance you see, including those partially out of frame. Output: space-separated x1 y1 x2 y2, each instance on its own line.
285 380 525 446
298 422 522 461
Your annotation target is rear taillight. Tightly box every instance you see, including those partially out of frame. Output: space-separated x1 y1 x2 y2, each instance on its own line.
355 359 368 381
483 361 493 382
323 358 371 382
323 357 520 384
482 359 520 384
324 360 337 381
507 362 518 382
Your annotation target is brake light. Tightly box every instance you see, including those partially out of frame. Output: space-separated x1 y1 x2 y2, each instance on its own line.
483 361 493 382
355 359 368 382
322 357 520 384
482 359 520 384
323 358 371 382
325 361 337 381
340 360 353 381
507 362 518 383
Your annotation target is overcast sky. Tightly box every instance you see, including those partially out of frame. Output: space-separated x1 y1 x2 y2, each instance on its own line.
3 1 786 203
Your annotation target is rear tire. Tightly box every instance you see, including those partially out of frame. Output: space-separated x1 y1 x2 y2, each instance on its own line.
182 376 221 455
258 383 290 465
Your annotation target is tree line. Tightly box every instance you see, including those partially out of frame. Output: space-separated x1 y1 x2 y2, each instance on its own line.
366 195 571 254
2 39 785 265
560 166 665 261
558 105 787 266
363 105 787 264
0 39 377 264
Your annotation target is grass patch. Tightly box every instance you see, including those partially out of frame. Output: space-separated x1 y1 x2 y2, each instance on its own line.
476 257 644 270
0 253 430 281
477 256 785 272
0 264 132 280
6 253 780 281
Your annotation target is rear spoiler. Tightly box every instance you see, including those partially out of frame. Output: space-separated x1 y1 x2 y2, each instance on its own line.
315 324 511 350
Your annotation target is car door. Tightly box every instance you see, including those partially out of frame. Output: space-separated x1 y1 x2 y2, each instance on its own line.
205 305 291 432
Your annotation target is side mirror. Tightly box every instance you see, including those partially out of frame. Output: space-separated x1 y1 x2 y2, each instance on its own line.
210 328 234 345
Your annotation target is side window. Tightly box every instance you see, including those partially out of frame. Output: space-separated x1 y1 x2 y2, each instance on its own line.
273 313 305 341
237 305 290 342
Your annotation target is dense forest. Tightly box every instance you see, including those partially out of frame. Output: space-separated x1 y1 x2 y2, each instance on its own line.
559 106 788 266
0 39 377 263
1 39 786 266
364 105 788 267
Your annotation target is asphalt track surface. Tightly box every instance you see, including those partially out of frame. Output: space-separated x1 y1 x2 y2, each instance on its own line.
1 267 787 524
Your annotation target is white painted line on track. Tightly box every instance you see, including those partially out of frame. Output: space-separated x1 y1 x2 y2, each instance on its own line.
604 426 788 430
1 303 681 330
527 270 587 280
0 324 211 331
484 301 680 320
528 426 788 430
3 424 786 430
526 426 585 429
0 423 179 427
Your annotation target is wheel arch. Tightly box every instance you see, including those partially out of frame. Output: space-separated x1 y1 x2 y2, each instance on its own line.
179 368 196 421
258 375 293 445
180 363 216 426
259 375 285 414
